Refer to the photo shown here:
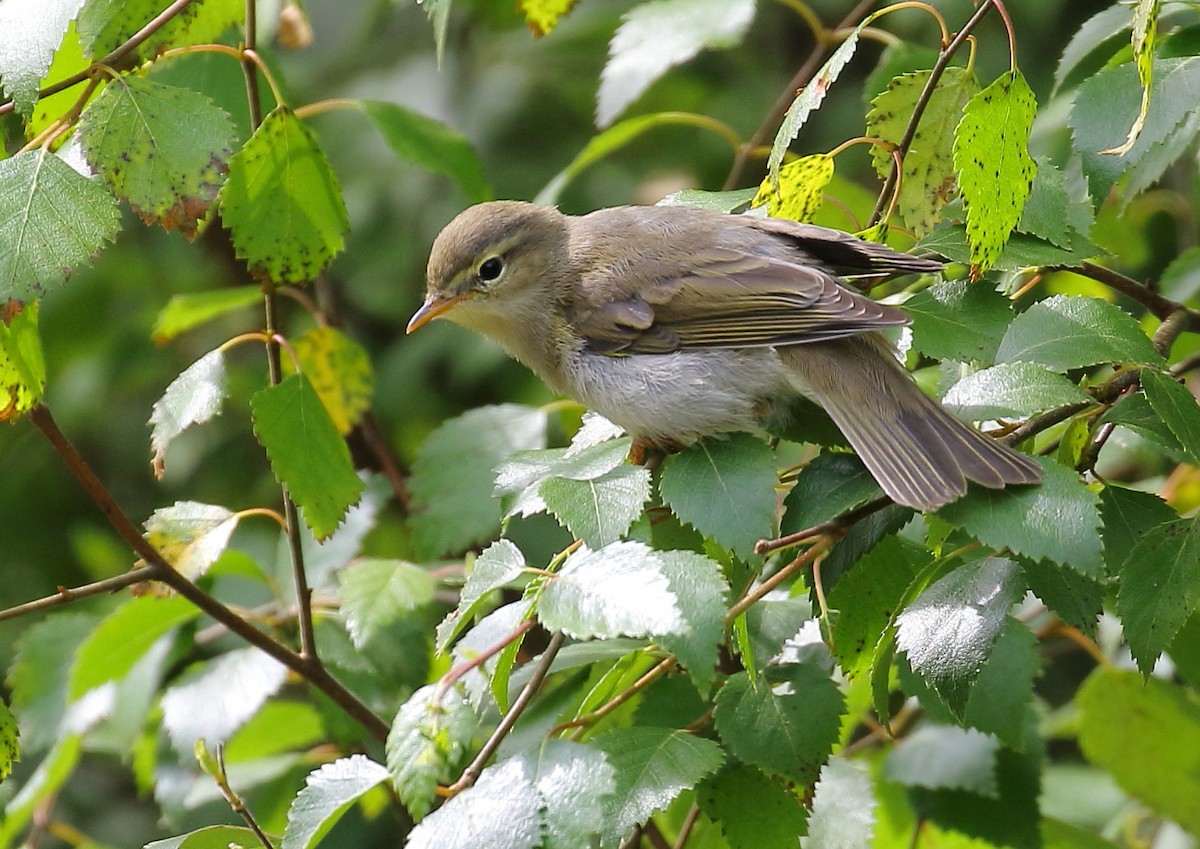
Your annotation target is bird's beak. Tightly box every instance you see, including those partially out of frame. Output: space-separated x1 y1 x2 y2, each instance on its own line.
406 292 468 333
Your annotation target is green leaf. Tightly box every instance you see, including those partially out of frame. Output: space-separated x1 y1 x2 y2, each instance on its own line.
867 67 981 236
339 559 435 649
940 458 1102 576
0 735 83 846
0 148 121 301
826 535 923 678
148 349 228 478
698 765 809 848
160 648 287 752
1115 516 1200 675
1077 668 1200 834
144 501 240 580
803 757 877 849
77 0 199 58
152 287 263 343
494 437 630 519
1140 368 1200 464
1100 391 1187 460
541 464 651 548
952 70 1038 276
410 404 547 559
251 372 364 540
1018 158 1088 249
593 727 725 844
539 541 683 640
656 550 730 690
525 740 616 849
7 613 98 752
436 539 527 651
768 16 870 183
79 76 235 237
145 827 265 849
1054 5 1132 92
885 725 1000 796
281 755 389 849
659 434 778 558
290 326 374 436
713 665 845 785
942 362 1092 421
996 295 1161 370
658 187 759 212
0 698 17 780
359 100 490 202
451 600 533 710
403 755 536 849
918 222 1101 272
69 595 200 699
1160 245 1200 303
961 619 1038 750
0 0 82 117
0 300 45 420
780 452 882 537
1020 558 1103 636
896 557 1024 718
903 280 1014 366
386 684 479 820
219 106 349 283
596 0 754 128
1102 0 1160 156
1099 484 1178 576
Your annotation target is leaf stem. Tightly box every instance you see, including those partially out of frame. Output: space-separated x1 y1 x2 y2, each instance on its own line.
755 495 890 556
446 631 567 795
727 535 833 621
554 654 677 739
27 404 390 742
435 618 535 704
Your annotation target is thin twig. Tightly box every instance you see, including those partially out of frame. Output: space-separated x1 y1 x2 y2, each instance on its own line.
213 745 276 849
0 566 156 623
27 405 390 743
755 495 889 555
553 654 677 738
1074 261 1185 322
435 618 535 703
727 536 833 621
868 0 999 227
446 631 567 795
672 804 702 849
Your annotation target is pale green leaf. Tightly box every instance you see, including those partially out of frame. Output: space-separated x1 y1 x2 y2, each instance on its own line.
339 559 435 649
144 501 239 580
160 648 287 752
995 294 1161 371
251 373 364 540
360 100 490 202
1054 5 1132 92
942 362 1092 421
386 684 478 820
436 539 527 651
145 826 266 849
0 0 83 117
282 755 389 849
152 287 262 343
527 740 616 849
405 753 542 849
541 463 651 548
7 613 98 752
802 757 876 849
149 349 227 477
0 300 45 420
291 326 374 435
885 725 1000 796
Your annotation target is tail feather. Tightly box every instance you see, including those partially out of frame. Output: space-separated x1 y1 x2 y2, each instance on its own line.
780 337 1043 511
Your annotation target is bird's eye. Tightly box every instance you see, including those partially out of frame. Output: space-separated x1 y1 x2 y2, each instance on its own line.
478 256 504 282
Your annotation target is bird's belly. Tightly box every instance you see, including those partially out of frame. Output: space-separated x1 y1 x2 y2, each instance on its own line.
562 348 788 445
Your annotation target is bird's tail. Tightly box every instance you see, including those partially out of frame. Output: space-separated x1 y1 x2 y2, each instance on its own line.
780 336 1043 511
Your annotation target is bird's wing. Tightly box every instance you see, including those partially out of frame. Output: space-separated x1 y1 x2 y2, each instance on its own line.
570 247 913 355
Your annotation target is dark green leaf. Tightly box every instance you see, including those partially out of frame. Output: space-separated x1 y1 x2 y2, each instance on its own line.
1018 158 1082 249
896 557 1025 717
251 373 364 540
1020 559 1103 636
1099 485 1178 576
942 362 1092 420
1160 245 1200 303
1054 5 1131 92
160 648 287 752
1141 368 1200 464
0 148 121 301
659 434 778 558
539 541 683 640
1115 516 1200 675
697 765 808 848
387 684 478 820
1168 610 1200 688
656 550 730 690
79 77 235 237
410 404 547 559
885 724 1000 796
903 280 1014 365
339 559 435 648
1077 668 1200 834
152 287 263 343
962 619 1039 749
713 665 844 785
360 100 490 202
780 452 881 536
1100 391 1188 460
282 755 388 849
940 458 1103 576
593 726 724 844
219 106 349 283
918 223 1102 271
541 464 651 548
436 539 527 651
145 826 266 849
996 295 1161 370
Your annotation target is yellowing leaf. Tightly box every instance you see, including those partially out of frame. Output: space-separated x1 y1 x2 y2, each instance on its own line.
0 300 45 421
144 501 240 581
1102 0 1160 155
518 0 579 37
752 153 833 223
289 326 374 435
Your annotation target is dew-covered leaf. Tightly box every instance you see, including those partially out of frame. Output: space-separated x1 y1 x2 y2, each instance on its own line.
404 754 542 849
0 0 82 118
386 684 478 820
219 106 349 283
539 541 683 640
149 349 227 478
659 433 777 558
0 148 121 301
282 755 389 849
160 648 287 753
939 458 1102 576
656 550 729 690
144 501 240 580
79 76 235 237
802 756 876 849
251 373 364 540
995 295 1161 370
339 559 435 649
942 362 1092 421
596 0 754 128
903 280 1013 366
436 539 527 651
527 739 616 849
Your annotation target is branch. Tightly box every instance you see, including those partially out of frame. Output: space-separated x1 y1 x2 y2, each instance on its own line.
0 566 156 623
28 404 390 743
755 495 890 556
868 0 999 227
1073 261 1186 322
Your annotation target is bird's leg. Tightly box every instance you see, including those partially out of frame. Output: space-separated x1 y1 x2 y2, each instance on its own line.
628 436 684 471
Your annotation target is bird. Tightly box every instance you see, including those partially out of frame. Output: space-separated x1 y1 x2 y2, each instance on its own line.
407 200 1042 511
